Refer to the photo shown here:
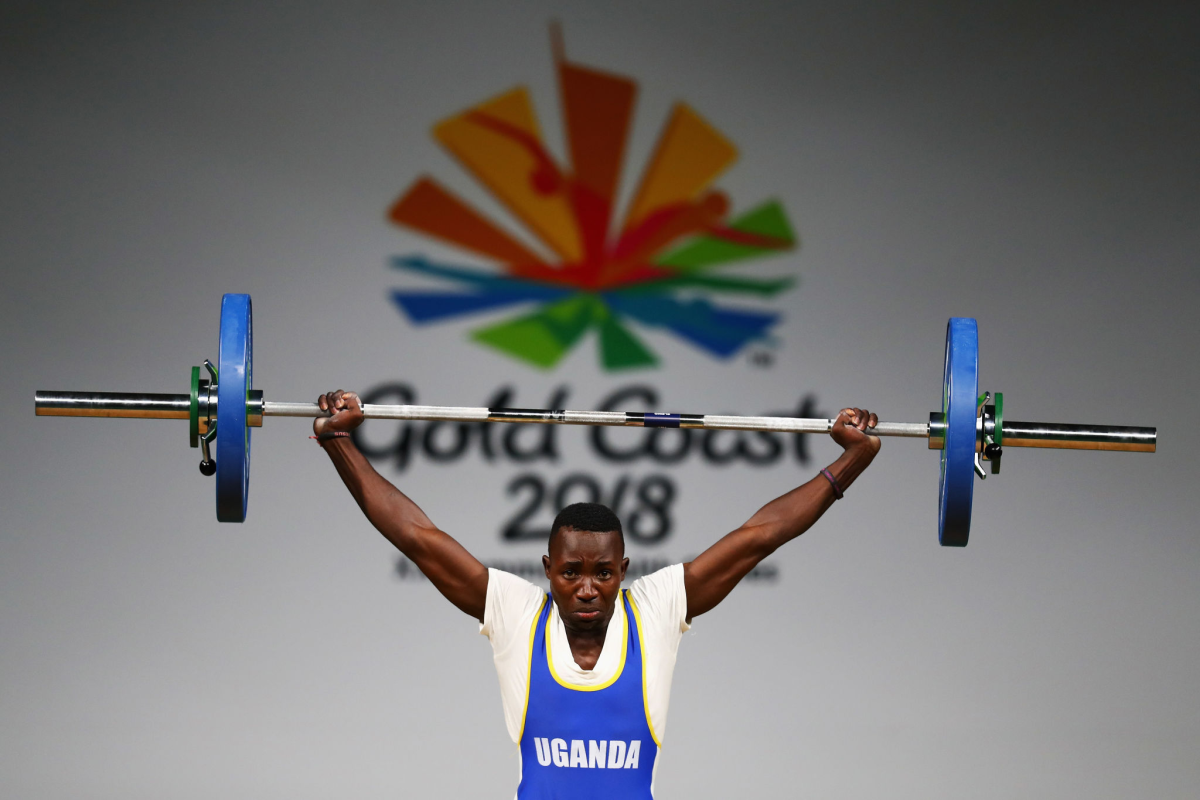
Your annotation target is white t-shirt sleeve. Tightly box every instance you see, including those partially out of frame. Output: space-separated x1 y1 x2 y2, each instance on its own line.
480 568 546 742
628 563 691 742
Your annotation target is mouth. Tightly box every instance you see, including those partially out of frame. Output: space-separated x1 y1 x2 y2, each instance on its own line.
574 609 602 621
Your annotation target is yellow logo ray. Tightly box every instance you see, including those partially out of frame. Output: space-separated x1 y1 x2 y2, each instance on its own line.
434 87 584 263
621 102 738 234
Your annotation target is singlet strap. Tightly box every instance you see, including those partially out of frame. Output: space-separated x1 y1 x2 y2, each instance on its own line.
624 589 662 747
517 593 549 742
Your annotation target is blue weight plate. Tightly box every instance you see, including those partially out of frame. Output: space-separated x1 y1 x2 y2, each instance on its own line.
938 317 978 546
216 293 253 522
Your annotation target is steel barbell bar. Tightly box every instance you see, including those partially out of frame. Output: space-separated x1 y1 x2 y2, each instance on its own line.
33 294 1157 544
33 390 1153 450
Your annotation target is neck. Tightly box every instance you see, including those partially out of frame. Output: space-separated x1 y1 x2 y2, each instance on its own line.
561 609 615 671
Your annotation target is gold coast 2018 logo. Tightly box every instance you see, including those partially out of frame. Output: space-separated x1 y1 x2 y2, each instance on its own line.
385 31 798 371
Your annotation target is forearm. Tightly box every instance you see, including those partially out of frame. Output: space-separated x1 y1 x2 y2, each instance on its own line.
743 444 875 550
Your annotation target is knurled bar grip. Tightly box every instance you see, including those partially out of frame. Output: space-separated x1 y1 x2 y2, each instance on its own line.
34 392 1156 451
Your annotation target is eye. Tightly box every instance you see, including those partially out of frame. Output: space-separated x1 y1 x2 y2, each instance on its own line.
563 569 577 578
599 570 612 579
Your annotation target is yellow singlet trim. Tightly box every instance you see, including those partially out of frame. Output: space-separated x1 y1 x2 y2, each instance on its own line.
545 595 628 691
517 594 548 743
626 591 662 747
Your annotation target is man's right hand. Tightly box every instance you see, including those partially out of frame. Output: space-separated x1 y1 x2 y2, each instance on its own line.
314 390 364 436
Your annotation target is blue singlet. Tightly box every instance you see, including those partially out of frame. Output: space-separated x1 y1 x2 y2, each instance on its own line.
517 590 659 799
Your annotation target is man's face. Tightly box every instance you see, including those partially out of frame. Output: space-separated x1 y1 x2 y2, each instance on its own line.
542 527 629 633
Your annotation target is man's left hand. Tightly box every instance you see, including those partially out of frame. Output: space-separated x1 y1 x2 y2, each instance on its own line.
831 407 881 456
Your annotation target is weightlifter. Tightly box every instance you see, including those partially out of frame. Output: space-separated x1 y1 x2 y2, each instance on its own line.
315 389 880 798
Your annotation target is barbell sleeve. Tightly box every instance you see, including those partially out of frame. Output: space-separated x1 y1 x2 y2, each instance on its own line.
34 391 191 420
1001 421 1156 452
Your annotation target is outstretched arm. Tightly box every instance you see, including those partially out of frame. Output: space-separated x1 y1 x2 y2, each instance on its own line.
315 390 488 621
683 407 880 619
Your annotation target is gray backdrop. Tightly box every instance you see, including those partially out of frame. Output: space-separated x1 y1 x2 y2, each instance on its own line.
3 2 1197 797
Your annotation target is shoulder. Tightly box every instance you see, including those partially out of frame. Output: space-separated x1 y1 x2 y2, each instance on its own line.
629 562 685 606
628 563 689 635
480 568 546 645
486 567 544 602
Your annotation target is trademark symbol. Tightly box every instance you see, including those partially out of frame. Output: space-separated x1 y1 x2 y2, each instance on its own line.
748 349 774 368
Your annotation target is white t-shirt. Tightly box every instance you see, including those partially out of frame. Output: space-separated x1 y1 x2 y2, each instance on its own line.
480 564 691 744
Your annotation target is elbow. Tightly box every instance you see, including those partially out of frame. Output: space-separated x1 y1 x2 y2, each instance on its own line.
746 523 787 557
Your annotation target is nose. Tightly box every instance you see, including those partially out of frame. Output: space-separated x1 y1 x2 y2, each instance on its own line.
577 579 599 602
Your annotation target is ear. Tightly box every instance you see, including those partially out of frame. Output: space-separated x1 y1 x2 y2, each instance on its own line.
542 554 552 580
619 557 629 581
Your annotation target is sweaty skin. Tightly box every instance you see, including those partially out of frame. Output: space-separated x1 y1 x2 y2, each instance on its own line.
314 390 879 667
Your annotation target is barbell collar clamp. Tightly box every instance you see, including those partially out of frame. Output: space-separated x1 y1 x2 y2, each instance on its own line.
199 418 217 476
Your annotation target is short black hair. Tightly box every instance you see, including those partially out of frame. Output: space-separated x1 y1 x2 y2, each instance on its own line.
549 503 624 552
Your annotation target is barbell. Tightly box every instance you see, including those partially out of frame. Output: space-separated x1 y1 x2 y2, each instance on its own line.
35 294 1156 545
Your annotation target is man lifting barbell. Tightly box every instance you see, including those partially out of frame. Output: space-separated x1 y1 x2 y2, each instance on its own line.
314 388 880 799
30 296 1159 796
